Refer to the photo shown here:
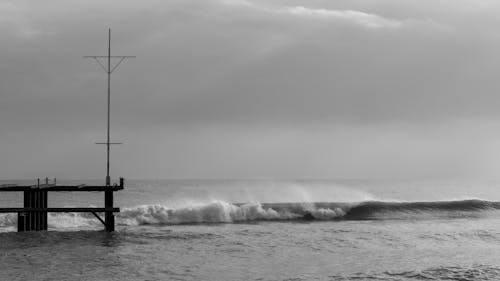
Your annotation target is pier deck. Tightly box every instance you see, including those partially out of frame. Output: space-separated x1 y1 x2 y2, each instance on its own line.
0 185 124 192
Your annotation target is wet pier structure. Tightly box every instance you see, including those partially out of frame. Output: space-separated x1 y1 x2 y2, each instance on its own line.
0 178 124 232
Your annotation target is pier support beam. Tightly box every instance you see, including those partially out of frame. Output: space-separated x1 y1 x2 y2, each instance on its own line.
104 190 114 232
18 190 48 231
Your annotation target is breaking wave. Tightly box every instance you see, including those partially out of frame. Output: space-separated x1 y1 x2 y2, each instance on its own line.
1 199 499 229
117 199 500 226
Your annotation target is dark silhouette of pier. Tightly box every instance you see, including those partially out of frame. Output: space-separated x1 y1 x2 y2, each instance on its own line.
0 178 124 232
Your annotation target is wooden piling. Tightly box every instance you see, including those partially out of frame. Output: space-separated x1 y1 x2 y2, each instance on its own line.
104 190 114 231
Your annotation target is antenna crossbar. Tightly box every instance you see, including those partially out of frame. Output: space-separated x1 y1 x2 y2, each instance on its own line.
83 56 136 58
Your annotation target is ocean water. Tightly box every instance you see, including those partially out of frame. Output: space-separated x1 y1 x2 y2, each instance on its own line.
2 179 500 280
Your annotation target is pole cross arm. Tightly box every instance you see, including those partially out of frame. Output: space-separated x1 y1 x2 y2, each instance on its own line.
83 56 135 73
83 56 136 58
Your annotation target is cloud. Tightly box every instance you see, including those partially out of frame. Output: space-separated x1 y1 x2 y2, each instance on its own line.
283 6 403 29
0 0 493 179
216 0 406 29
216 1 438 30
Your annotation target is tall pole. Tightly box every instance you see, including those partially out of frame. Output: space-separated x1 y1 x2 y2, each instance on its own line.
84 28 135 186
107 28 111 186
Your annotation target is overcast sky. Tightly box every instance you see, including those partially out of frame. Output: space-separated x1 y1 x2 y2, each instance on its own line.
2 0 500 180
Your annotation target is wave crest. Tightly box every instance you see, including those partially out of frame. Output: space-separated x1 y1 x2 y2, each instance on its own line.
1 199 499 230
119 201 304 225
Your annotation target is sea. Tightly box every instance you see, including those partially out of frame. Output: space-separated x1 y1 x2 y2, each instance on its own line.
1 179 500 281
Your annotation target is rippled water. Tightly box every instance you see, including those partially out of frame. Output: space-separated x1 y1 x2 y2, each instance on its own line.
1 179 500 280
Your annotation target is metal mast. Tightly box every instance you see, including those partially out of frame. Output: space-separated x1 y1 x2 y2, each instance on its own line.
84 28 135 186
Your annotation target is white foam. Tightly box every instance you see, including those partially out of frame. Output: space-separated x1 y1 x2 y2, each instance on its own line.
47 212 100 229
0 214 16 227
309 207 346 220
117 200 348 225
118 201 291 225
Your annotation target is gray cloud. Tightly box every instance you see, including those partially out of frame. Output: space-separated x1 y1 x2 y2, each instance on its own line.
282 6 403 29
1 0 500 179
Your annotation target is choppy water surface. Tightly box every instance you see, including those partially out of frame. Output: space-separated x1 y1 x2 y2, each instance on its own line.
2 179 500 280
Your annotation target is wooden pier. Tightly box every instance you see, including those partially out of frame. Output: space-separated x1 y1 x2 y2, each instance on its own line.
0 178 124 232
